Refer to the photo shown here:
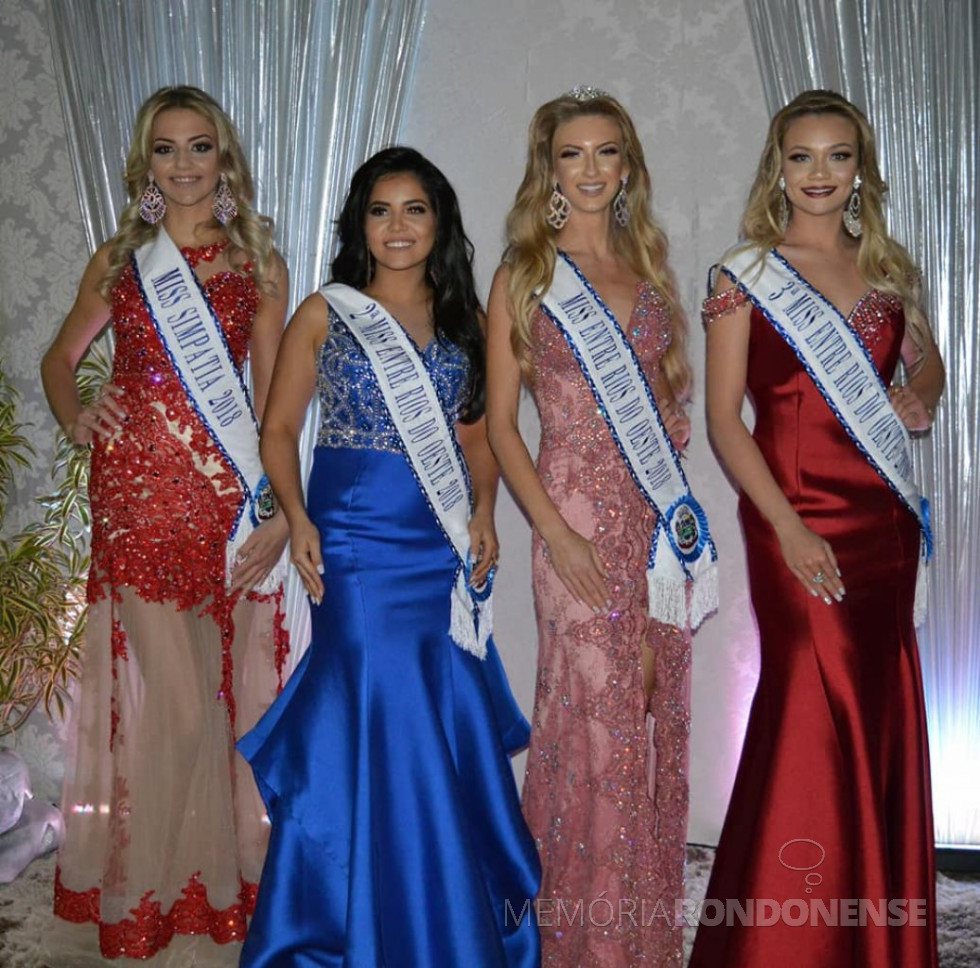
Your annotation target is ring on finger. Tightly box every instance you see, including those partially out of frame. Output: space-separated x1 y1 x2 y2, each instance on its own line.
812 570 826 584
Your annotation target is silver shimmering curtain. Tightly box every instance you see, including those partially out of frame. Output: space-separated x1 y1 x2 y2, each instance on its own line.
46 0 426 664
743 0 980 847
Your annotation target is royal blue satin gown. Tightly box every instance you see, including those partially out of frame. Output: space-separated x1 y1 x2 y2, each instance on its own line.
239 310 541 968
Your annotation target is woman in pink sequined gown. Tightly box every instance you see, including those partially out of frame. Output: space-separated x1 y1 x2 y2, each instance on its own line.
40 87 289 967
487 90 694 967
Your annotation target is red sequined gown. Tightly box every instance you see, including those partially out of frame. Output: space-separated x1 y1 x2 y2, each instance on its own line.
522 282 691 968
51 241 289 967
689 286 937 967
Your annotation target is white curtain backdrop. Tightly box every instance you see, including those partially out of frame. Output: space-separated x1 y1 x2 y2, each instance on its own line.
46 0 426 665
743 0 980 847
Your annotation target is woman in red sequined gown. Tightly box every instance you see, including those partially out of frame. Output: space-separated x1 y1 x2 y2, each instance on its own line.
40 87 289 967
690 91 944 968
487 90 694 967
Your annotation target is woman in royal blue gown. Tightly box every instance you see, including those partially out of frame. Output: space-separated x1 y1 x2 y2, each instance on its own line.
239 147 540 968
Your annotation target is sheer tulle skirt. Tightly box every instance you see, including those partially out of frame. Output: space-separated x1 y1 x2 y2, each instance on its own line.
48 588 286 967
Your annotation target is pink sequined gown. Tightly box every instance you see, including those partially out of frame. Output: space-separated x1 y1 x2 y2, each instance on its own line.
523 281 691 967
51 241 289 967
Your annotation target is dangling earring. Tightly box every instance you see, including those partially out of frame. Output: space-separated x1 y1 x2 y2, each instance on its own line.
546 183 571 230
843 173 863 237
212 173 238 225
365 251 375 286
776 175 789 233
139 172 166 224
613 177 630 227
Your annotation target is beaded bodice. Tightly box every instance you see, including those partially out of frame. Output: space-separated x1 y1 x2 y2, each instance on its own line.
701 283 903 351
315 308 471 453
111 239 256 387
89 240 258 609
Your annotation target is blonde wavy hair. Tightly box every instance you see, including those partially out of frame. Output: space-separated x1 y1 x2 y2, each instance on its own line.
101 86 277 298
741 89 929 357
504 92 691 400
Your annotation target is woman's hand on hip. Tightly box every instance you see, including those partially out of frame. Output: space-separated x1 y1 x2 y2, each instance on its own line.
67 384 126 445
889 384 934 432
662 405 692 454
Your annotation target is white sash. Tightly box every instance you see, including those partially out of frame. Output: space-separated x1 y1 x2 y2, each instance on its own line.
133 229 284 593
540 253 718 631
319 283 492 659
717 246 931 623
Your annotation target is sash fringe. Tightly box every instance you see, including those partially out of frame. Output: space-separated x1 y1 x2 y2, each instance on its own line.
646 561 717 633
914 557 928 628
690 562 719 631
647 571 689 631
449 573 490 660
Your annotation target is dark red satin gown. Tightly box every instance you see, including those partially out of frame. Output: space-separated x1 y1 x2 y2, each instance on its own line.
690 287 938 968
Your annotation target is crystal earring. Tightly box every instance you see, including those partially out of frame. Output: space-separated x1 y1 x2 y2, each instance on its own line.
212 173 238 225
613 177 630 227
546 183 571 230
843 173 863 237
776 175 789 233
139 172 166 224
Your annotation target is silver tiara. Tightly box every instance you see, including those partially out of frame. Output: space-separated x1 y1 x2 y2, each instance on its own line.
564 85 611 102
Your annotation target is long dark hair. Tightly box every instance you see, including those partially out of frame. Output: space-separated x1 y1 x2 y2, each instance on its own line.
331 146 485 422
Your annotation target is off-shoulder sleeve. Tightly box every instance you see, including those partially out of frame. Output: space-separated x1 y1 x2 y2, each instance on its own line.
701 285 751 327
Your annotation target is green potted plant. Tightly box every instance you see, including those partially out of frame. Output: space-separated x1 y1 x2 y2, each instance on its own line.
0 352 107 735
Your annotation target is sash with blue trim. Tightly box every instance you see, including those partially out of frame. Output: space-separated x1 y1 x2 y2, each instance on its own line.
133 229 283 593
540 252 718 631
716 246 931 623
319 283 492 659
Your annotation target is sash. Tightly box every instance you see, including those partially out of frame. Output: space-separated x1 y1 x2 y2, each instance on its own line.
133 229 284 594
319 283 492 659
540 253 718 631
716 246 931 624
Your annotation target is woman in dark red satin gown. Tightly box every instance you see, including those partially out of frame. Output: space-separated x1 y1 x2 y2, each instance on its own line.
690 90 944 968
